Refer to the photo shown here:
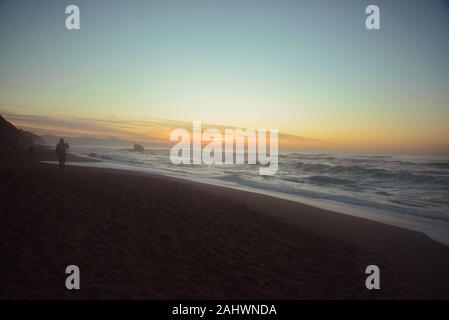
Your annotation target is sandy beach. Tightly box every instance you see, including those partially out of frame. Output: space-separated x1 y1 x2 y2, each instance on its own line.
1 147 449 299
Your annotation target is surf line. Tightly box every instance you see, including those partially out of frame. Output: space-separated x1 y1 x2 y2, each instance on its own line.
169 121 278 175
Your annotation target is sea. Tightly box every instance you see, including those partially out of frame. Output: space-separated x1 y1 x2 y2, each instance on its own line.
52 147 449 245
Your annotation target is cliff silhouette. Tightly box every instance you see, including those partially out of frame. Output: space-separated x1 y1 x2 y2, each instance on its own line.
0 115 43 149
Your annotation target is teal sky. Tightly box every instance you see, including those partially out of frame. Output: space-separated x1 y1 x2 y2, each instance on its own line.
1 0 449 153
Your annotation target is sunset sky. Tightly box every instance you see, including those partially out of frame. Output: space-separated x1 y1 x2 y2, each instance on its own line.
1 0 449 154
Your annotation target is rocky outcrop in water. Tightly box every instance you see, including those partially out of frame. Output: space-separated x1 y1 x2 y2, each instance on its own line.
132 143 144 152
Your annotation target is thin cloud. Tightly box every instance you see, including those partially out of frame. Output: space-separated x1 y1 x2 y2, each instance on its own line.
1 111 325 150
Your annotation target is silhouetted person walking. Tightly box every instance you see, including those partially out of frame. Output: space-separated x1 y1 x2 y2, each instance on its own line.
28 145 34 158
55 138 69 169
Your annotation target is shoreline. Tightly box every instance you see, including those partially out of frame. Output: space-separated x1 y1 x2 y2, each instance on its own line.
43 154 449 247
2 147 449 299
41 158 449 250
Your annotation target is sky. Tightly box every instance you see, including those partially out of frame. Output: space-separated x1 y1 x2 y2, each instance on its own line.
1 0 449 154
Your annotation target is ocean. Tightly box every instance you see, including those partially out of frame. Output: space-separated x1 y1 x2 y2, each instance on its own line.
60 147 449 245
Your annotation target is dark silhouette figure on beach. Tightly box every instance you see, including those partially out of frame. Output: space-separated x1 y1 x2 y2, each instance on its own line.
28 145 34 158
14 129 23 150
55 138 69 169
